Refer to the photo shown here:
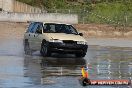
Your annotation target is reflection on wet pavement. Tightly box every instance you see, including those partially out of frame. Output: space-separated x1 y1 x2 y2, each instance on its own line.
0 38 131 88
87 46 132 81
24 55 86 83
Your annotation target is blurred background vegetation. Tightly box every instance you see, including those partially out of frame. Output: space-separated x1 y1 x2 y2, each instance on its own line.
16 0 132 26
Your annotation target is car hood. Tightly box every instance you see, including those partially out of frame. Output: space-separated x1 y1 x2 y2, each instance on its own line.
43 33 87 42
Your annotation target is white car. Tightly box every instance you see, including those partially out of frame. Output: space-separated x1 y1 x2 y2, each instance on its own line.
24 22 88 57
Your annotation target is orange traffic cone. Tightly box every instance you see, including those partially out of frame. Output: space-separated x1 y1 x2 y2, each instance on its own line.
80 67 91 86
81 67 85 77
85 70 89 78
81 67 89 78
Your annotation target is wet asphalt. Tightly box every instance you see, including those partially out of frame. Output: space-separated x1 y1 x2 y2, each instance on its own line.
0 34 131 88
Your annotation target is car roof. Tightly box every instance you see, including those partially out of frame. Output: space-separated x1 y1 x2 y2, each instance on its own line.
29 21 71 25
44 23 71 25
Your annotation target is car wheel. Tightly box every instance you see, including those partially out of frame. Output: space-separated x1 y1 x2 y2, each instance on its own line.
40 41 51 57
24 40 32 55
75 52 86 58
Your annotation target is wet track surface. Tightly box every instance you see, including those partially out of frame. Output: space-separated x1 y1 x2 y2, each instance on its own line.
0 25 132 88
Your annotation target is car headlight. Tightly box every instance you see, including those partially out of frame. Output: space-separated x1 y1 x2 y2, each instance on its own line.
77 41 87 45
50 39 63 43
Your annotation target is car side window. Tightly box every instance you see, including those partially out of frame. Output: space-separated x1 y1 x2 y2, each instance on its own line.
27 23 35 33
30 23 39 33
35 24 43 34
43 24 55 33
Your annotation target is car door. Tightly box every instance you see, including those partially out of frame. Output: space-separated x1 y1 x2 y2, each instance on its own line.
33 23 43 50
24 22 36 49
30 22 43 51
28 23 39 50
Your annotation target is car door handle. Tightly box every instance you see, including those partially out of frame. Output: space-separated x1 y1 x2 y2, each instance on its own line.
29 34 30 36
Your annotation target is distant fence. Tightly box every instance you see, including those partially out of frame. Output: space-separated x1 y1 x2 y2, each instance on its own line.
1 7 132 28
45 9 132 27
0 12 78 24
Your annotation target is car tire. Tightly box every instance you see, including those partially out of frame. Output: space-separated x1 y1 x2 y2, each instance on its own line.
24 40 32 55
40 41 51 57
75 52 86 57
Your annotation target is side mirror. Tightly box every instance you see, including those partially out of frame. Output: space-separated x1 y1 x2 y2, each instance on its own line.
79 33 83 36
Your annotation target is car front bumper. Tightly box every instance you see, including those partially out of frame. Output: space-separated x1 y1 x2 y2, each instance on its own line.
48 42 88 54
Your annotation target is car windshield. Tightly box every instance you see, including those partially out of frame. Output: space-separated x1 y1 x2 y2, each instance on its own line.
43 23 78 34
